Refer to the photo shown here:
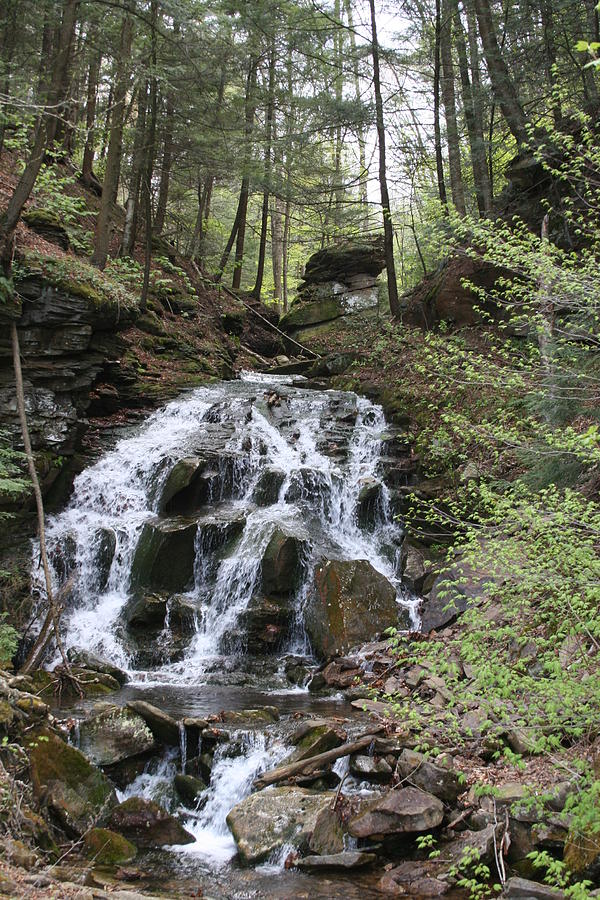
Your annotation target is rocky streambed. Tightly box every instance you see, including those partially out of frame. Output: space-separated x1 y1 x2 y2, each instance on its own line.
0 372 584 898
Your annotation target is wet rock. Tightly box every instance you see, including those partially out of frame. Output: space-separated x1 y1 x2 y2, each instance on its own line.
103 750 156 791
356 477 383 528
317 657 363 690
252 467 286 506
107 797 195 848
400 541 437 594
395 749 463 803
288 719 346 762
226 786 334 865
186 752 213 783
78 705 156 766
167 596 197 637
82 828 137 865
260 528 305 595
130 517 197 594
29 729 116 836
126 700 180 746
220 707 279 725
125 594 167 630
305 559 399 659
239 593 293 654
67 650 129 686
297 851 376 870
349 754 393 783
308 805 345 855
174 773 206 807
157 456 206 512
348 787 444 839
503 878 565 899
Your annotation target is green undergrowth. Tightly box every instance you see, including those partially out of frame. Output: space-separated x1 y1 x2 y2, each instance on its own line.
13 250 138 314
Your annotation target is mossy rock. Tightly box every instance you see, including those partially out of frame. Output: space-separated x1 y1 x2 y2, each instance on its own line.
28 668 120 704
28 728 116 836
129 518 197 593
137 311 166 336
280 296 344 330
0 699 15 731
107 797 194 848
83 828 137 865
23 208 69 250
564 830 600 879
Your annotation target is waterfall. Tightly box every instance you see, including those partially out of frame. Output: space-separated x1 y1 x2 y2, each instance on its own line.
36 372 417 680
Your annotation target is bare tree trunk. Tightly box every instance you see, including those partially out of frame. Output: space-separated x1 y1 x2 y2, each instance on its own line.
344 0 369 231
332 0 344 233
81 35 101 187
464 0 492 209
434 0 448 211
11 322 70 675
282 196 291 313
121 84 147 257
0 0 18 156
368 0 401 318
540 0 561 126
91 2 134 269
232 55 258 291
473 0 528 147
154 92 175 234
271 196 283 308
453 0 491 217
440 0 466 217
140 0 159 312
252 41 276 300
0 0 80 275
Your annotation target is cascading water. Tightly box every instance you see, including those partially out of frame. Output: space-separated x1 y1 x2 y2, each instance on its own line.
33 372 417 879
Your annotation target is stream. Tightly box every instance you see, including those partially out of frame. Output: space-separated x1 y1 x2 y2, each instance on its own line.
35 371 418 897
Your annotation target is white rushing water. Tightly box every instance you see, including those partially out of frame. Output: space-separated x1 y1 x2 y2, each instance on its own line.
37 372 416 680
33 372 417 868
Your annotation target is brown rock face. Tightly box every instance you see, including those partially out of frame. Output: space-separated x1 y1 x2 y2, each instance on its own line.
107 797 195 848
348 787 444 839
304 558 399 659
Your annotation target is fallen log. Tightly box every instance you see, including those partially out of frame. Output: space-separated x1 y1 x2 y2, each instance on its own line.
254 726 385 789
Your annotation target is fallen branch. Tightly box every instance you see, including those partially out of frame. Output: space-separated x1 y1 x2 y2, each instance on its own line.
254 727 384 789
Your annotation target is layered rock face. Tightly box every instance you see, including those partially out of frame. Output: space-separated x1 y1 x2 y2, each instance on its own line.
280 237 385 344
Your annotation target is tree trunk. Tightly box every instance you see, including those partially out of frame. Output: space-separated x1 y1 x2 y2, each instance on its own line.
121 83 148 257
464 0 492 208
440 0 466 217
368 0 401 318
344 0 369 231
0 0 18 156
0 0 80 276
473 0 528 147
81 35 101 187
232 55 258 291
453 0 491 216
332 0 344 233
140 0 159 312
270 196 283 308
433 0 448 211
252 42 276 300
91 3 134 269
282 195 291 313
154 92 175 234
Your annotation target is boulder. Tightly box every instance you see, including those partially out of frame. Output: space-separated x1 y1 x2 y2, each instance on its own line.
503 877 565 899
420 560 482 632
158 457 207 513
301 238 385 284
107 797 195 848
308 806 345 855
305 559 399 659
126 700 180 746
28 729 116 836
252 467 286 506
348 787 443 839
356 478 384 528
400 541 437 594
78 705 156 766
239 593 293 654
395 749 462 803
297 851 376 871
349 754 393 783
167 595 198 637
226 786 334 865
93 528 117 592
67 650 128 686
260 528 305 595
564 829 600 880
130 517 197 593
174 774 206 808
82 828 137 865
378 861 450 896
220 707 279 726
125 594 167 630
288 719 346 762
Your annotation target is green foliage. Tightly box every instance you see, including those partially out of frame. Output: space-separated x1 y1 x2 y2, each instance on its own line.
0 433 28 516
448 845 500 899
0 614 18 666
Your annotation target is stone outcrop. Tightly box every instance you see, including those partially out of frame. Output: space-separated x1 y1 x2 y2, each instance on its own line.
107 797 195 848
304 558 399 659
226 786 334 865
77 705 156 766
348 786 444 839
279 237 385 347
